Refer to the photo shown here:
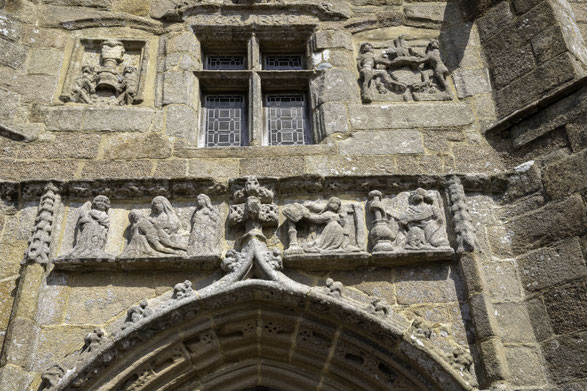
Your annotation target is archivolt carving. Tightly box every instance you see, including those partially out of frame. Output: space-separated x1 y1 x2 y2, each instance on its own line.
25 183 61 265
40 177 476 391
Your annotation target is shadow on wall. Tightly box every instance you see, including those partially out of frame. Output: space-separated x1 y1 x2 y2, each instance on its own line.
438 1 474 74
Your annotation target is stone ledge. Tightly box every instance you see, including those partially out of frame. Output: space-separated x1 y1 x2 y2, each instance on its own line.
348 103 474 130
42 106 158 132
284 249 454 271
52 254 221 271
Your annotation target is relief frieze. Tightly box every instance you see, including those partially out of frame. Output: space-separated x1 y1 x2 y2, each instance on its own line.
48 176 464 272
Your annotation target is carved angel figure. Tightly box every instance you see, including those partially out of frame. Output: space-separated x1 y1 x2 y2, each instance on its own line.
120 196 187 257
398 189 449 249
63 195 113 259
188 194 220 256
283 197 358 253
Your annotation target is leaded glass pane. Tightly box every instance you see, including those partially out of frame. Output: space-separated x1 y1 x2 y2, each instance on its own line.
205 56 246 70
263 55 303 70
205 96 245 147
266 94 308 146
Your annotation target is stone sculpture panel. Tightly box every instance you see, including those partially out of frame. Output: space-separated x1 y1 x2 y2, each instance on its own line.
60 39 147 106
358 36 452 103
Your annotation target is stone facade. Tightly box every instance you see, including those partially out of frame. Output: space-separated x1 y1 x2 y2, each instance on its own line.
0 1 585 390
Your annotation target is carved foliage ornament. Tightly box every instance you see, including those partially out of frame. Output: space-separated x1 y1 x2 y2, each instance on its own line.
358 36 452 103
26 184 60 264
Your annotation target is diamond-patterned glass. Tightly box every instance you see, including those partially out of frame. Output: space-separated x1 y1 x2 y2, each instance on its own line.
205 56 245 70
264 55 303 70
205 96 245 147
266 95 308 146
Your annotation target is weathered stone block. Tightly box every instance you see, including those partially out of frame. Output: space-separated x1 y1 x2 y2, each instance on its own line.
188 158 240 179
43 106 84 131
494 302 535 343
518 237 586 292
103 132 173 160
0 364 35 391
512 0 543 15
478 337 509 383
395 154 446 174
541 331 587 384
318 101 349 137
338 130 423 155
82 107 156 132
567 113 587 152
0 159 78 181
163 70 196 106
311 69 360 105
543 280 587 334
453 68 492 99
153 159 187 177
349 103 473 130
81 160 154 179
526 297 554 342
112 0 151 16
17 133 101 160
404 3 445 26
0 12 22 42
505 345 547 386
165 104 197 143
240 156 305 177
0 278 16 329
394 263 459 305
27 48 64 75
164 52 197 72
304 155 396 176
483 260 522 301
167 31 200 54
3 317 39 366
507 194 587 252
496 53 582 118
313 30 352 50
476 2 514 40
531 24 567 64
468 292 498 340
0 37 27 69
542 149 587 199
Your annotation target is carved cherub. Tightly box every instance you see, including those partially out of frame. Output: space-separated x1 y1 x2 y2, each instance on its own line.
173 280 194 300
70 65 95 104
325 277 343 298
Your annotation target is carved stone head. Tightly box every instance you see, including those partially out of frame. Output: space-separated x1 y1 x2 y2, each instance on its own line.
325 197 342 213
92 195 110 212
359 42 373 54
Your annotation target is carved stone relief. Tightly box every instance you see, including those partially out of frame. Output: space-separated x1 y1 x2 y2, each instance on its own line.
60 39 146 106
358 36 452 103
59 195 114 260
25 183 60 265
367 188 452 254
282 197 366 255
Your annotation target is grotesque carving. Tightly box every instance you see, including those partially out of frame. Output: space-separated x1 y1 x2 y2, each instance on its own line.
447 176 476 253
282 197 363 254
26 183 60 264
367 189 451 253
62 40 143 106
325 277 343 298
41 364 66 390
125 300 153 325
83 328 105 353
188 194 220 256
358 36 452 103
367 297 391 318
172 280 194 300
228 176 278 242
447 346 474 376
120 196 187 258
221 248 247 273
61 195 114 259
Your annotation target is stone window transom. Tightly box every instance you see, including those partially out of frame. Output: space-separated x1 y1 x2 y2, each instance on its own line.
196 32 314 147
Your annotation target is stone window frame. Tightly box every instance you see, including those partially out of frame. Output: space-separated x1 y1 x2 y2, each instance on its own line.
195 32 316 148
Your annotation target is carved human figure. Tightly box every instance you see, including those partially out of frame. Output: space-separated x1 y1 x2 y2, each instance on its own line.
121 196 187 257
188 194 220 256
325 277 343 298
284 197 356 253
421 39 449 90
65 195 113 259
357 42 406 102
70 65 95 104
117 66 139 105
398 189 449 249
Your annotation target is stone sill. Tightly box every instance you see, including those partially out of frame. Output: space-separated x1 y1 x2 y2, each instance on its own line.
283 248 455 271
42 105 158 132
52 254 221 271
485 76 587 136
174 142 337 158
